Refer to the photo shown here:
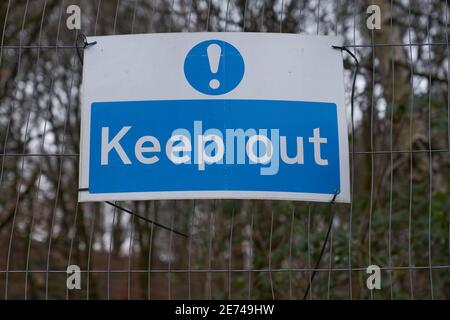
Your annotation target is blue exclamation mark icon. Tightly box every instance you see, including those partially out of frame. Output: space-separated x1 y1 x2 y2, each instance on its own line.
184 39 245 95
207 43 221 90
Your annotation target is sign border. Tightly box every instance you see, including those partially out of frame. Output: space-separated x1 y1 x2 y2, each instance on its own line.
78 32 351 203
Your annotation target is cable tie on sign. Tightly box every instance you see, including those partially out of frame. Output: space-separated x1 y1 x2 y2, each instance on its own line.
331 45 359 127
330 189 339 203
332 45 359 66
76 34 97 65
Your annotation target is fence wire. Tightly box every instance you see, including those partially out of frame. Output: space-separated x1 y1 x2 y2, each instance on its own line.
0 0 449 300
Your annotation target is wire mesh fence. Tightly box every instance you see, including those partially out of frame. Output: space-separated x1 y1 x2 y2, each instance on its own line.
0 0 449 300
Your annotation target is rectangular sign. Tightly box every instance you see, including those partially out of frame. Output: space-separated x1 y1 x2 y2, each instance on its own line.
79 33 350 203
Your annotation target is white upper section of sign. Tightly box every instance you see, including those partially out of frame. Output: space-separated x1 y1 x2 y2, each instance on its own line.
82 33 345 103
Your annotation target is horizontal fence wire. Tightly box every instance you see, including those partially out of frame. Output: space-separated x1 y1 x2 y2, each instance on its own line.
0 149 450 157
1 265 450 273
0 0 449 300
1 42 450 49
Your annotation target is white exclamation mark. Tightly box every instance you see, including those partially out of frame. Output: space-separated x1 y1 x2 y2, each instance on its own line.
207 44 221 89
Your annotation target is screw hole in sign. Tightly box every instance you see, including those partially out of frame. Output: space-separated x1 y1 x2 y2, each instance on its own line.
184 39 245 96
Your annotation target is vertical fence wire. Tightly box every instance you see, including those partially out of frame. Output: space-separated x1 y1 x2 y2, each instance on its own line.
368 24 375 301
444 0 450 274
426 0 434 298
407 1 415 300
227 207 234 300
45 27 80 300
147 201 156 299
288 207 295 300
23 0 48 301
348 0 356 300
388 0 395 300
2 0 30 300
248 205 254 300
187 200 195 300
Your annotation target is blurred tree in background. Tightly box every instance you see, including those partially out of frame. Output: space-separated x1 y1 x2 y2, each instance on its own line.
0 0 449 299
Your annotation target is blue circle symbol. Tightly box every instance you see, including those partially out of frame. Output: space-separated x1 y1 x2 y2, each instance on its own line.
184 40 245 95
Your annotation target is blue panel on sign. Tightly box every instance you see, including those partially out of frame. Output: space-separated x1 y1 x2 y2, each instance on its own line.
89 100 340 195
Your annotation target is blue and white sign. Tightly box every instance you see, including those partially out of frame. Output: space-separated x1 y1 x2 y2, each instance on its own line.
79 33 350 203
184 40 245 95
